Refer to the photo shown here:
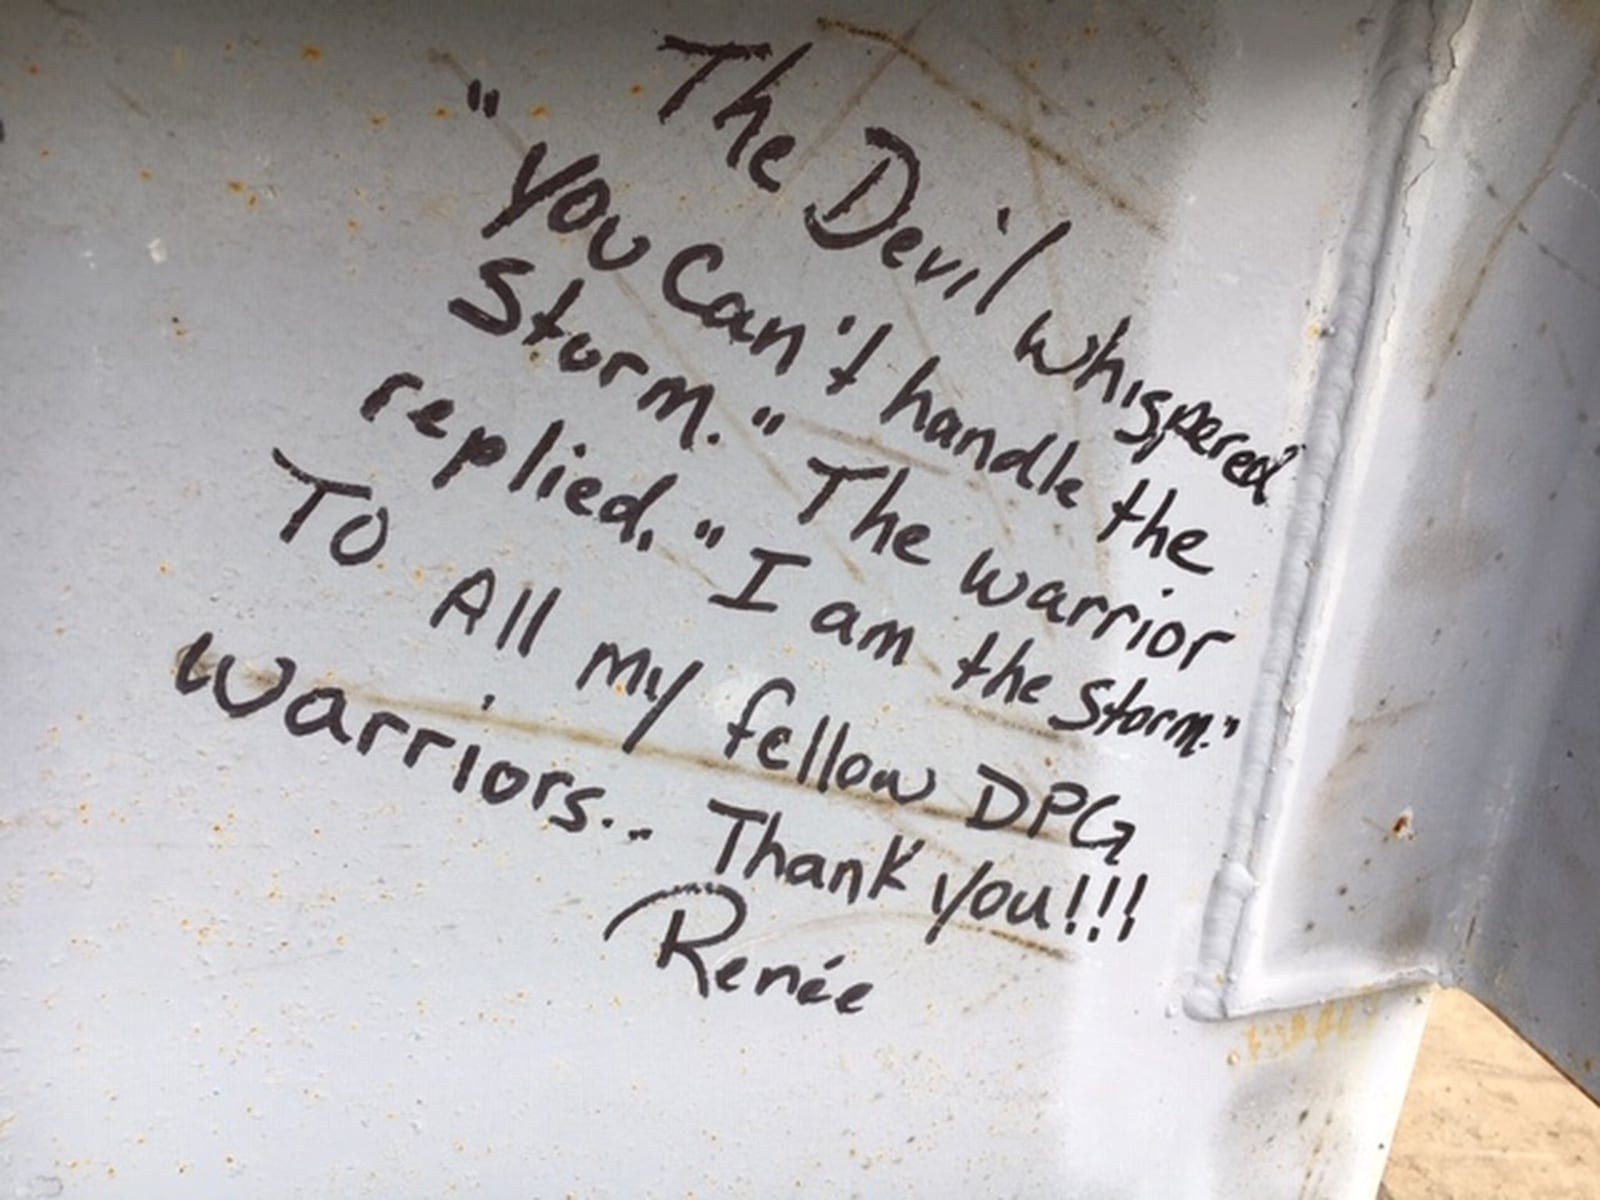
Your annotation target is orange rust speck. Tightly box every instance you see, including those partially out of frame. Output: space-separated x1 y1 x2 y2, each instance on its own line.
529 104 549 118
369 113 387 127
39 148 50 158
347 218 361 233
630 82 644 95
139 168 153 181
434 106 452 119
1392 813 1412 836
301 44 323 62
246 193 259 209
27 63 41 76
227 180 246 194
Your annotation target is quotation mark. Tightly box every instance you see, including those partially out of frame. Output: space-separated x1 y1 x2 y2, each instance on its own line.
466 79 500 119
693 518 725 548
751 405 786 436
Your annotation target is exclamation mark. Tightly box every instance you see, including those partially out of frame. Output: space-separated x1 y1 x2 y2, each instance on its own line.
1087 876 1121 944
1063 875 1091 937
1117 873 1148 943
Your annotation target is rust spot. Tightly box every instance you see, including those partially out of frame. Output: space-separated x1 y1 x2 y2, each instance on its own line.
139 168 153 181
27 63 41 76
629 82 643 96
529 105 549 118
368 113 387 128
1391 812 1412 838
39 147 50 158
347 218 361 233
227 180 246 194
433 105 452 119
1242 1002 1362 1063
246 193 258 209
300 44 323 63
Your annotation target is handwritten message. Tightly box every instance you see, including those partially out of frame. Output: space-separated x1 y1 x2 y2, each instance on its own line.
173 29 1296 1016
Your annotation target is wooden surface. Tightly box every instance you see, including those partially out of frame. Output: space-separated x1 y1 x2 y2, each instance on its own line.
1381 989 1600 1199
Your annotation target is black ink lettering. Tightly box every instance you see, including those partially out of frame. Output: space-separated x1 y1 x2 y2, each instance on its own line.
620 657 703 754
329 507 388 565
482 142 600 239
174 632 215 695
950 632 1052 705
1049 675 1223 759
522 277 584 351
797 458 932 565
809 599 915 666
804 126 919 250
710 42 812 179
402 725 457 767
431 568 495 636
448 258 534 335
656 37 771 124
270 448 375 546
406 397 455 439
359 371 424 421
480 759 530 804
548 177 610 233
432 426 508 489
212 654 296 718
709 547 812 612
356 709 410 754
1095 478 1213 576
634 375 714 451
603 881 748 997
586 214 652 272
826 319 893 395
974 218 1072 315
283 686 353 744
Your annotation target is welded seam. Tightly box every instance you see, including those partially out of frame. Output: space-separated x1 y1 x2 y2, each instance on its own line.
1185 0 1467 1020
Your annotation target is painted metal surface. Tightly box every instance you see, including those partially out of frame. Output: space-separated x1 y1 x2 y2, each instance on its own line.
1188 0 1600 1094
0 1 1593 1196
